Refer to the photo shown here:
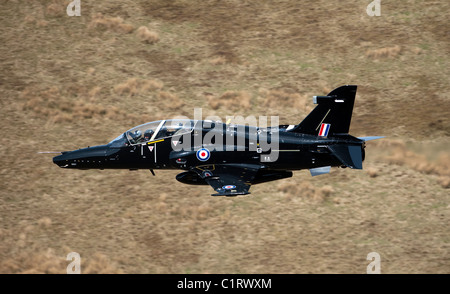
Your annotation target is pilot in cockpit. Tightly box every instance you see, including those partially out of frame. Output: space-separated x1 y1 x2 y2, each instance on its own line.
130 130 142 144
143 129 154 142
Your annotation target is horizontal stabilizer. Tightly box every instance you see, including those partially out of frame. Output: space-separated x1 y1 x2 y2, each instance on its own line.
358 136 385 142
329 145 363 169
310 166 331 176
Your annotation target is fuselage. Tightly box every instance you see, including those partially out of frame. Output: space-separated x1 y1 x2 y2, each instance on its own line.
53 120 363 172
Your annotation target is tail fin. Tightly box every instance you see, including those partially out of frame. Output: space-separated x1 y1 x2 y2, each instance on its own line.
292 85 357 136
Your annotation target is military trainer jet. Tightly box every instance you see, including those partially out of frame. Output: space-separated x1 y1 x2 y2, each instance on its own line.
53 85 383 196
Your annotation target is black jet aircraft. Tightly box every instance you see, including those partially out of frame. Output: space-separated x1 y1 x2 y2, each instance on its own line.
53 85 383 196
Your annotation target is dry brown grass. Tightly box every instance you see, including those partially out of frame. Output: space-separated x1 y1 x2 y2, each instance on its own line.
82 253 124 274
366 167 378 178
278 181 334 202
260 89 311 113
385 144 450 177
36 19 49 27
365 45 402 59
88 86 102 101
0 248 123 274
21 86 129 123
88 13 135 34
45 2 66 18
437 177 450 189
374 139 450 188
136 26 160 44
410 47 424 55
24 14 49 27
114 78 164 96
208 56 228 65
208 90 252 111
0 249 66 274
158 91 184 109
37 217 52 229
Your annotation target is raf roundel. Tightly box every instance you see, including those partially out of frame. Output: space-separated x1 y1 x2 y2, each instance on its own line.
222 185 236 190
196 148 210 162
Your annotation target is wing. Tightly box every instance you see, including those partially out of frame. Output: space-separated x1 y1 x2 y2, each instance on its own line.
193 164 261 196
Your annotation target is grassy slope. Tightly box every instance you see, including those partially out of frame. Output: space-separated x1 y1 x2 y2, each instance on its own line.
0 0 448 273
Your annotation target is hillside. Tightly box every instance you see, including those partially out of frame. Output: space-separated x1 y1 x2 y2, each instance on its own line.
0 0 448 273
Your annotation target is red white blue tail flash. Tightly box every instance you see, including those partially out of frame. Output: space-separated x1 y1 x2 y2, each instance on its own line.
318 123 331 137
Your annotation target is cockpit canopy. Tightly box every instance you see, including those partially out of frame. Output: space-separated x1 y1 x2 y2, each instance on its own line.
109 119 195 147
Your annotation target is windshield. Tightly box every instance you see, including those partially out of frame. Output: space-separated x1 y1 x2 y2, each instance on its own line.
124 119 195 145
108 133 129 148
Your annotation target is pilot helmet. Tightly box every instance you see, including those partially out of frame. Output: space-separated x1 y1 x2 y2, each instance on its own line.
144 129 154 140
131 130 142 140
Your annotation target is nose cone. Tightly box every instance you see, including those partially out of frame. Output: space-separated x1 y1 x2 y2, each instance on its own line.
53 153 69 167
53 145 112 168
